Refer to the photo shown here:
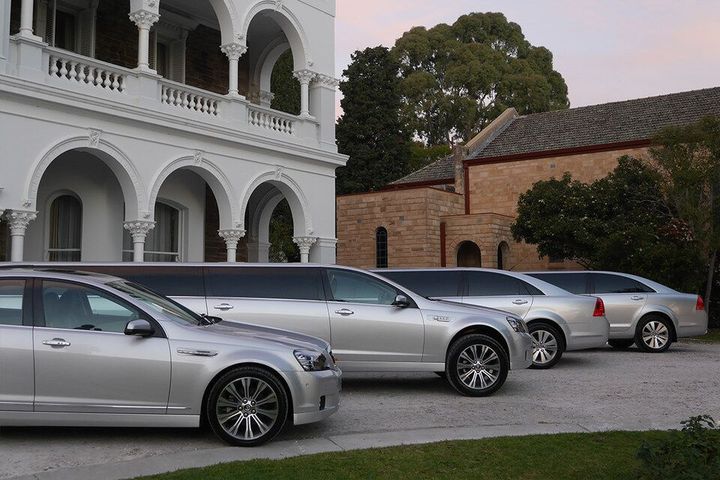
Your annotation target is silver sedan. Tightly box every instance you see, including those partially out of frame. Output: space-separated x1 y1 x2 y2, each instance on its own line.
0 269 341 446
527 271 709 353
376 268 610 369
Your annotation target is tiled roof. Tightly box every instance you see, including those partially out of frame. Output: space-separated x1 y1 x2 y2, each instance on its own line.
471 86 720 159
389 155 455 185
391 86 720 185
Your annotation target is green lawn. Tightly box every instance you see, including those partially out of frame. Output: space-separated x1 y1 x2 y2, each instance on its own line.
138 431 671 480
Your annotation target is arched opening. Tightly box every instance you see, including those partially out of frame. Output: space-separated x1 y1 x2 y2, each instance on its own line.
245 8 307 108
27 149 129 262
146 168 231 263
457 241 482 268
376 227 388 269
244 179 308 263
47 194 83 261
497 242 510 270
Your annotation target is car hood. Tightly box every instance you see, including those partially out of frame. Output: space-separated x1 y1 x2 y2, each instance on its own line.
202 321 331 352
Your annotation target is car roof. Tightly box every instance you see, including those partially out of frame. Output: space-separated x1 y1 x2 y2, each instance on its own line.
524 270 675 293
0 267 124 284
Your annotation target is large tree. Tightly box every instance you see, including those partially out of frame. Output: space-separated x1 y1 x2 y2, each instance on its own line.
392 12 569 146
511 157 706 293
336 46 412 194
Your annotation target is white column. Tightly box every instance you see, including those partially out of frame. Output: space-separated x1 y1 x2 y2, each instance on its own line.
221 43 247 98
293 236 317 264
310 237 338 264
219 229 245 263
259 90 275 108
129 9 160 72
123 221 155 263
247 239 272 263
17 0 41 40
3 211 37 262
293 70 316 118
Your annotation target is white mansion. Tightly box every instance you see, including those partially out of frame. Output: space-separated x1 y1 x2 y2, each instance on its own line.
0 0 345 263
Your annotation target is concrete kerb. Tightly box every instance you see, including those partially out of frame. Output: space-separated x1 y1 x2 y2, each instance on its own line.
9 420 681 480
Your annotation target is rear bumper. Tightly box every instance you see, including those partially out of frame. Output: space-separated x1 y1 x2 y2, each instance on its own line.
287 368 342 426
677 312 709 338
566 318 610 351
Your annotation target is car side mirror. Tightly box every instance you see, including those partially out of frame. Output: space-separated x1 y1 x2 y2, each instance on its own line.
392 294 410 308
124 319 154 337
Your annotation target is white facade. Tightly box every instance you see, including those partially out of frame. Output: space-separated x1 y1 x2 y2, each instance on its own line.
0 0 346 263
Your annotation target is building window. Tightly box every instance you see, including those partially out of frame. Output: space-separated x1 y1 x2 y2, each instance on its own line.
457 241 482 268
47 194 82 261
123 202 181 262
0 219 8 261
53 9 77 52
497 242 510 270
376 227 388 269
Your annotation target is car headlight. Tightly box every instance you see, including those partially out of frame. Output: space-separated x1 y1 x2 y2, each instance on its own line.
294 349 329 371
506 316 528 333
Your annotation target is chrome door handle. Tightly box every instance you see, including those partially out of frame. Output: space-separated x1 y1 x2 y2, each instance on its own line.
631 296 645 301
42 338 71 348
214 304 234 311
512 299 529 305
335 309 354 316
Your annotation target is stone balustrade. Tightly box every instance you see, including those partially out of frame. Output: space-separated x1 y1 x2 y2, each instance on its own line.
160 81 222 116
48 49 126 93
248 105 296 136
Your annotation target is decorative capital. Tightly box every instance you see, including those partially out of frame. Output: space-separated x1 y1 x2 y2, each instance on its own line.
315 74 340 88
293 69 316 85
219 229 246 248
220 43 248 61
293 236 317 253
129 10 160 30
3 210 38 235
124 221 156 241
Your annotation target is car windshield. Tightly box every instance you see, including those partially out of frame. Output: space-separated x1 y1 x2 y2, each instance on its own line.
108 280 208 326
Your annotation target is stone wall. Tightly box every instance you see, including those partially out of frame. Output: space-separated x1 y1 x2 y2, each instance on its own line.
467 147 650 217
336 187 464 268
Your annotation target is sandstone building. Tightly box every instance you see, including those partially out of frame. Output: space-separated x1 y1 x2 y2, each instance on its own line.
0 0 345 263
337 87 720 271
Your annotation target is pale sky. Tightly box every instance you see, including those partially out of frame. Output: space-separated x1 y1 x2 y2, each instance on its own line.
334 0 720 111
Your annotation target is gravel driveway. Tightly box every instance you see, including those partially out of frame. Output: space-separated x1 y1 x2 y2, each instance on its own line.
1 341 718 479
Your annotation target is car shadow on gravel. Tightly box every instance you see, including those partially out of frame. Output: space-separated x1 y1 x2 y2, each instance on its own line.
0 425 221 445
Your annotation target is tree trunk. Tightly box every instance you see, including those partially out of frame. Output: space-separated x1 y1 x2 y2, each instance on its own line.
704 250 717 315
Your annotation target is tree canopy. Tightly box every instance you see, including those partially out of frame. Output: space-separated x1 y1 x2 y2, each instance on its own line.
336 46 412 194
270 50 300 115
392 12 569 146
511 156 705 293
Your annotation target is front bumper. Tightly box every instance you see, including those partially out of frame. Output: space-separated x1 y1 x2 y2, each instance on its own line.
286 367 342 426
509 332 534 370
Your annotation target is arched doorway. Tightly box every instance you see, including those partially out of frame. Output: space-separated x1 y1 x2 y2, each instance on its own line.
457 241 482 268
497 242 510 270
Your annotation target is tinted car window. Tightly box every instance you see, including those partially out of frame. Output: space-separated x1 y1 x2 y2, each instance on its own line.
0 279 24 326
530 273 588 295
592 273 655 294
62 266 205 297
41 280 140 332
467 272 527 296
380 271 462 298
326 269 399 305
520 280 545 296
205 267 323 301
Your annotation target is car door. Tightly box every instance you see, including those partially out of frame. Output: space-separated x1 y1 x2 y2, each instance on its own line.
324 268 424 367
202 266 331 341
589 273 651 335
0 278 34 412
32 279 172 414
463 271 534 318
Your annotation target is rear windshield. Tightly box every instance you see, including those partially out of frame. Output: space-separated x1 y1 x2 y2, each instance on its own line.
379 271 462 298
591 273 655 294
530 273 588 295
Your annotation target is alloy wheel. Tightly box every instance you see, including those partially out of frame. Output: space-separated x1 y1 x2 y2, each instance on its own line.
531 329 559 366
456 343 501 390
215 377 280 442
641 320 669 350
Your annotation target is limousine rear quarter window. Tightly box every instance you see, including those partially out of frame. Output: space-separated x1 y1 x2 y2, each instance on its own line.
205 267 323 301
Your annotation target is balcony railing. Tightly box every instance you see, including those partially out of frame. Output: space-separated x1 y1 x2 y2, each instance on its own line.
4 41 321 148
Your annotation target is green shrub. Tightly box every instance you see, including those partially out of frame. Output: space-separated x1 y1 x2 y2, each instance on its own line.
637 415 720 480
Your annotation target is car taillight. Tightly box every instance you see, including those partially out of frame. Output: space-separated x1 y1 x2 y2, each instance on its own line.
593 297 605 317
696 295 705 311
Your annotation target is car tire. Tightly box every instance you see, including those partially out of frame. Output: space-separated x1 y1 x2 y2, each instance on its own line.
528 322 564 369
608 339 635 349
206 366 289 446
445 334 509 397
635 315 673 353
